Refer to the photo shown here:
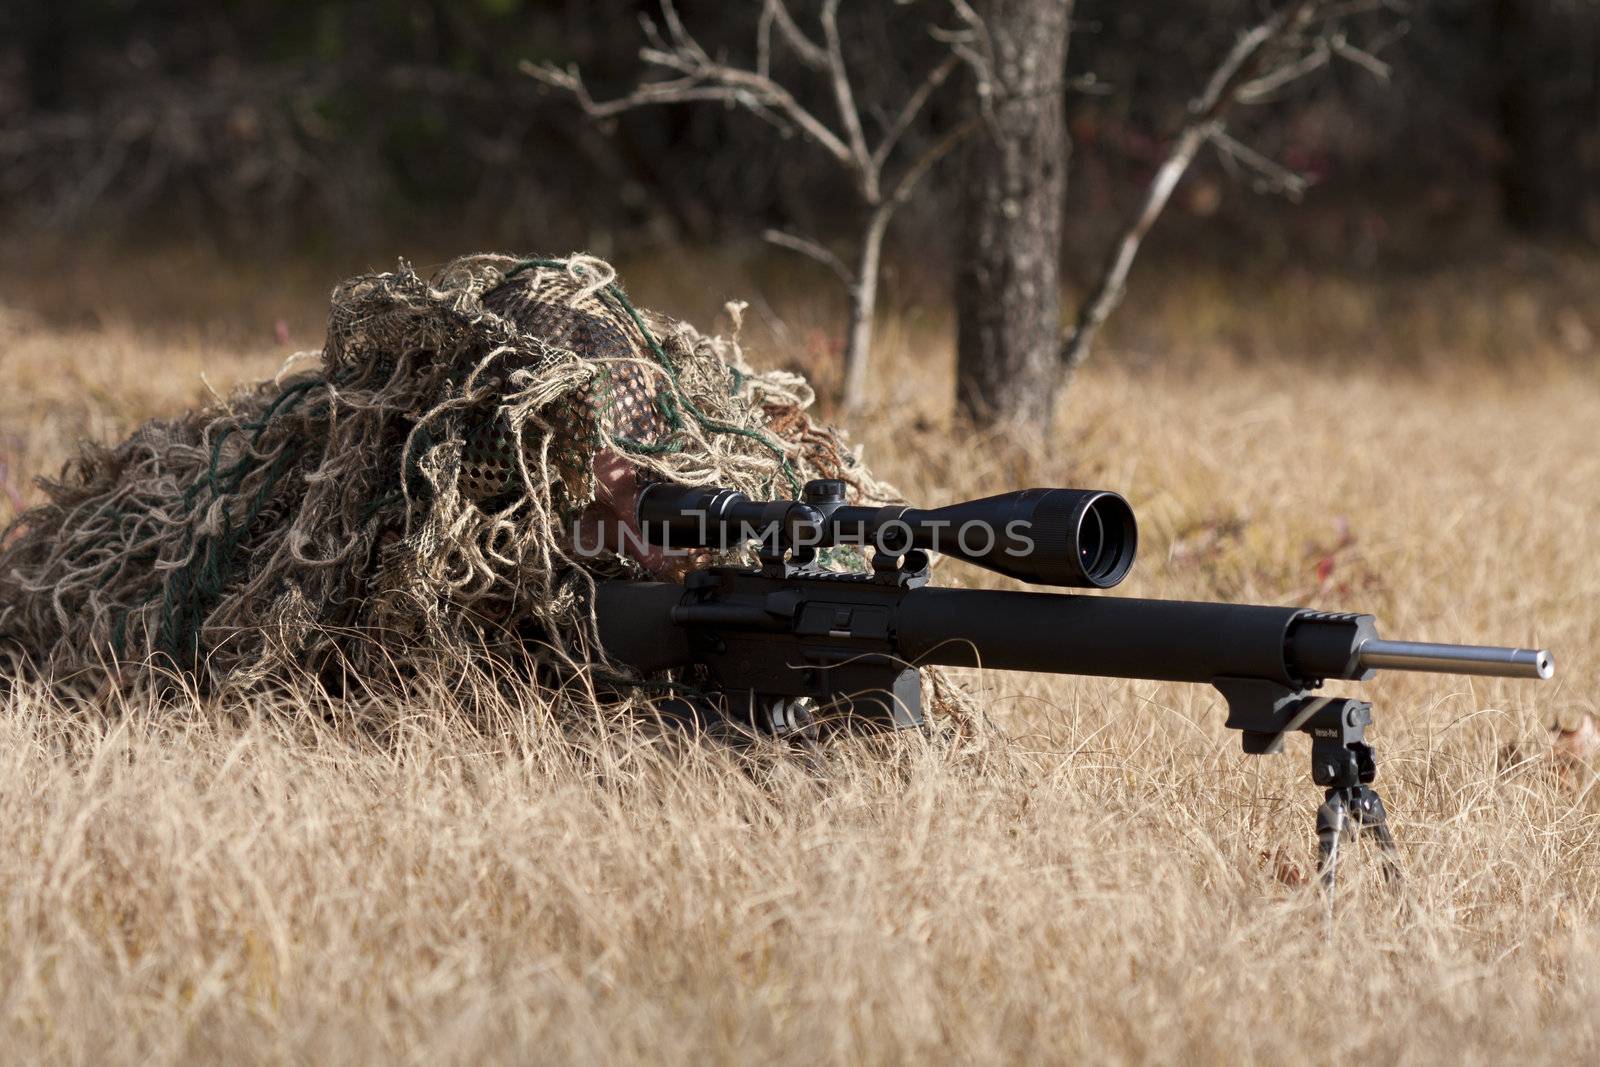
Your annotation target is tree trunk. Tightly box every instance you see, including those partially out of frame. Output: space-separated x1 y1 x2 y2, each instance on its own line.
955 0 1071 432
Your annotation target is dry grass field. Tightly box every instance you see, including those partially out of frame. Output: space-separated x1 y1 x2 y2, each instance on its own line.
1 248 1598 1064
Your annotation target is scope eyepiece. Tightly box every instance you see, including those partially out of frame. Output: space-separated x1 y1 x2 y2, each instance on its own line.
637 481 1139 589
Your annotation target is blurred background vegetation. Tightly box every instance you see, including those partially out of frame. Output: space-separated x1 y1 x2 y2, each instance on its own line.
0 0 1596 414
5 1 1598 255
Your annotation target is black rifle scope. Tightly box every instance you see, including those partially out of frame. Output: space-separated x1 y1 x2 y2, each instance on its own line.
636 479 1139 589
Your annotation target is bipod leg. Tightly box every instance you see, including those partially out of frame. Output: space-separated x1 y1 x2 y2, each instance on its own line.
1316 784 1403 905
1350 785 1402 887
1316 788 1350 894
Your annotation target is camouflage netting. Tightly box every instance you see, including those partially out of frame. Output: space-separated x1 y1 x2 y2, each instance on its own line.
0 253 976 731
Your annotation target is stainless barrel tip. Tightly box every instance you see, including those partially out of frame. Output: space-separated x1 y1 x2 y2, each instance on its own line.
1355 638 1557 680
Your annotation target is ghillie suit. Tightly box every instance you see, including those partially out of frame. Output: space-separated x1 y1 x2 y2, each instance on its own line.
0 254 976 733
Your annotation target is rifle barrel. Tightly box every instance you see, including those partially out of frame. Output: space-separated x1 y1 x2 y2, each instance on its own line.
1355 639 1553 680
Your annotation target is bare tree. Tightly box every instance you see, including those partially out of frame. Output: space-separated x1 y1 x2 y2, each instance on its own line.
524 0 987 410
1060 0 1403 377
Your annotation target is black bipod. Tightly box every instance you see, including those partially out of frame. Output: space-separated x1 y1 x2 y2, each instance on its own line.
1216 678 1404 899
1311 738 1401 892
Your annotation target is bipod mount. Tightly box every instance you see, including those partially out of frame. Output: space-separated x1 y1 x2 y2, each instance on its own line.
1216 677 1402 894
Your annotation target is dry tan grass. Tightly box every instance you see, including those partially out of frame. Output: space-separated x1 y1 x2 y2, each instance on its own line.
1 252 1598 1064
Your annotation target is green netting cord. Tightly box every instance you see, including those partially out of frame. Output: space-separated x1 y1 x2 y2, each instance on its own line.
501 258 802 495
140 376 324 669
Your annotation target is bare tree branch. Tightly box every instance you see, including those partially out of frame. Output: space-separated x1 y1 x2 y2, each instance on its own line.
871 54 961 174
521 55 857 167
763 229 854 286
1237 39 1331 102
527 0 982 410
1191 2 1319 119
935 0 996 105
1328 32 1393 82
762 0 830 71
757 2 775 79
885 115 979 208
820 0 875 197
1209 128 1311 199
656 1 710 65
1058 120 1217 374
1060 0 1369 373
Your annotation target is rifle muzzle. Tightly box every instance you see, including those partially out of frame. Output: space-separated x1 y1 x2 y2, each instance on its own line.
1354 639 1554 679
